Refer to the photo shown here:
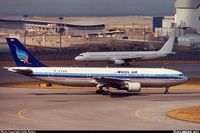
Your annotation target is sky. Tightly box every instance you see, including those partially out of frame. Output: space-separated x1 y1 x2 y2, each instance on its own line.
0 0 175 16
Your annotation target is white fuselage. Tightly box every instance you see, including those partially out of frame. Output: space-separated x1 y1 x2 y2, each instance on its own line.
8 67 188 88
75 51 172 61
75 35 175 63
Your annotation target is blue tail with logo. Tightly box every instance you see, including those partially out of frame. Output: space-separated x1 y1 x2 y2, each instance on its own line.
6 38 46 67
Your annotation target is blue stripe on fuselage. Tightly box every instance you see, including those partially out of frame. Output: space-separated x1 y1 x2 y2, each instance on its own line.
32 72 188 79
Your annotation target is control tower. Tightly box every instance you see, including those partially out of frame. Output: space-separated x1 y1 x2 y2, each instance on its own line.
175 0 200 32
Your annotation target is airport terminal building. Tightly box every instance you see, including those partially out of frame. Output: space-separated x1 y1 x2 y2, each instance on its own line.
0 19 105 37
65 21 105 37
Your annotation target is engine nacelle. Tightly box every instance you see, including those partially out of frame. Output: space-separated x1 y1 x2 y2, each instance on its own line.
124 82 141 92
114 59 125 65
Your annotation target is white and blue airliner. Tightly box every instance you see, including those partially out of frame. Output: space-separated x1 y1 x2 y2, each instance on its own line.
4 38 188 95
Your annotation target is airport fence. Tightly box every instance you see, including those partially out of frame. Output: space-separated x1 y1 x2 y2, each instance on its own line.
0 51 200 62
0 52 78 62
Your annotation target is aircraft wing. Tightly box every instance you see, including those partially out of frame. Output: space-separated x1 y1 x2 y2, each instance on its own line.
94 77 130 88
112 56 143 61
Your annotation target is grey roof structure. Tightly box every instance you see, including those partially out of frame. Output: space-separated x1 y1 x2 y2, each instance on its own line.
0 18 105 27
175 0 200 9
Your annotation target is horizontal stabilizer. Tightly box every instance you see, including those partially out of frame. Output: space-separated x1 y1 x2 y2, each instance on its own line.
8 68 33 76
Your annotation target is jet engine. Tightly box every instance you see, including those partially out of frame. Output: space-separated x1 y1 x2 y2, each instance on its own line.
114 59 125 65
124 82 141 92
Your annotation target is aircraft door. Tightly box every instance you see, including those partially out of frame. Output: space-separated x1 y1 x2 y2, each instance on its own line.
105 55 109 60
87 73 92 79
48 70 54 78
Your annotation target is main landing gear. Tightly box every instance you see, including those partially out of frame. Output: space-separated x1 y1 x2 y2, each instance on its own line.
122 62 130 67
164 87 170 94
96 86 111 95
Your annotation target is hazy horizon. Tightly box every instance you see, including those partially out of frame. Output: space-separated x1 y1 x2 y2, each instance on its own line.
0 0 175 17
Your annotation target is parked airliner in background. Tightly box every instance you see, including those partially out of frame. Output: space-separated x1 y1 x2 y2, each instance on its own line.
4 38 188 95
75 34 176 66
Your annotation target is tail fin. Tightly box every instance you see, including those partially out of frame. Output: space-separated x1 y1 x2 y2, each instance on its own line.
6 38 46 67
158 31 175 53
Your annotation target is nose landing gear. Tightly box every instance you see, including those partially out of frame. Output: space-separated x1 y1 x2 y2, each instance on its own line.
164 87 170 94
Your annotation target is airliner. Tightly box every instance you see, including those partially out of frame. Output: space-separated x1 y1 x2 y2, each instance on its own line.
75 34 176 66
4 38 188 95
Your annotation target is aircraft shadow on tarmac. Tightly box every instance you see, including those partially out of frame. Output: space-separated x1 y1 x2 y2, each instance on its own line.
30 91 143 98
109 91 197 98
31 91 96 96
30 90 198 98
109 92 142 98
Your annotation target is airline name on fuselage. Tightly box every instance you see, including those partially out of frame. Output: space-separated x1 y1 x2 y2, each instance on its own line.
116 71 138 74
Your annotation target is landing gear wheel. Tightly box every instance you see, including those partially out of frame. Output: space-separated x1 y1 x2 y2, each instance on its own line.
102 90 108 95
164 87 170 94
96 90 102 94
102 90 111 95
126 62 130 66
123 62 130 67
96 86 103 94
107 91 112 95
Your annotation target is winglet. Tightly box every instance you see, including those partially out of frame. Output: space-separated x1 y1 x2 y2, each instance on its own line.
6 38 47 67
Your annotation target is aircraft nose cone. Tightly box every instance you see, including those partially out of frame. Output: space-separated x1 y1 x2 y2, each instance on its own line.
75 56 80 60
183 76 189 82
75 56 83 61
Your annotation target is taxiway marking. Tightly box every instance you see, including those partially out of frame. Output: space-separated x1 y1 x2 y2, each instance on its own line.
16 103 58 122
134 103 199 123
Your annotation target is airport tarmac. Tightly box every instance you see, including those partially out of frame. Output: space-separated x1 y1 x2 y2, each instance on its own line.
0 86 200 130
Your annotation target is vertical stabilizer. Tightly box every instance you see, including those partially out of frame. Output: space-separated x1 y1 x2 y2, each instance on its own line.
6 38 46 67
158 30 176 52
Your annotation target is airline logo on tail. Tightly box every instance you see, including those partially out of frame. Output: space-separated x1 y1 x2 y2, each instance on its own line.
6 38 46 67
14 45 31 65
